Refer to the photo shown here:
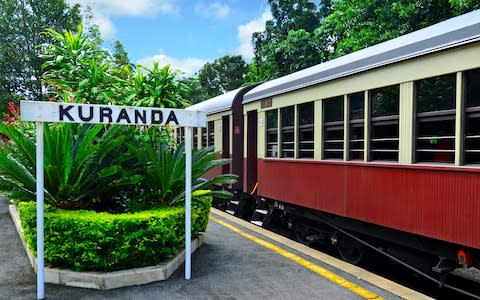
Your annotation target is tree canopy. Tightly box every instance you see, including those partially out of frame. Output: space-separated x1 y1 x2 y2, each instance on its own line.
0 0 82 110
197 55 248 99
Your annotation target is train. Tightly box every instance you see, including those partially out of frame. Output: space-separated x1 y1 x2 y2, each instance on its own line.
184 10 480 282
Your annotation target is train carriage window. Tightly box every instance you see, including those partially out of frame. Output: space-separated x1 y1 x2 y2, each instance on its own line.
348 92 364 160
201 128 207 148
177 127 185 144
370 85 399 161
193 128 198 149
415 73 456 163
207 121 215 147
281 106 295 158
266 109 278 157
298 102 314 158
464 68 480 164
324 96 344 160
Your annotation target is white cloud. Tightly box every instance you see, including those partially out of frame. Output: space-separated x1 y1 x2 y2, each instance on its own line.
194 1 230 19
67 0 179 39
236 10 272 60
137 52 208 77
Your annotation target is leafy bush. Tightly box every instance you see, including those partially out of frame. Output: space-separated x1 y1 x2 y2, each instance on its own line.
127 141 236 208
17 190 211 271
0 122 141 210
40 25 190 108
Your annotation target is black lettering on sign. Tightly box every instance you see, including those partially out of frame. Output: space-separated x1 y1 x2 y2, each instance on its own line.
134 110 146 124
100 107 113 123
166 111 179 125
59 105 74 121
151 110 163 124
116 108 131 123
78 106 94 122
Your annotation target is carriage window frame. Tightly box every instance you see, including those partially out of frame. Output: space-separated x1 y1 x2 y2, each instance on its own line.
201 127 207 148
297 102 314 159
348 92 364 161
323 96 344 160
369 85 400 162
415 73 456 164
280 106 295 158
193 128 198 149
207 121 215 147
178 127 185 144
266 109 279 158
464 68 480 165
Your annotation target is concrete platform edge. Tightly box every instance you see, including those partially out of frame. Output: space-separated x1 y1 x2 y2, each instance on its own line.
9 204 204 290
211 207 433 300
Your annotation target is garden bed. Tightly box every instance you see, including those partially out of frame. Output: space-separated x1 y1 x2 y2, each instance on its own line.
9 193 211 289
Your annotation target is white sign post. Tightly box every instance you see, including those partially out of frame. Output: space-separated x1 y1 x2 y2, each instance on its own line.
20 101 206 299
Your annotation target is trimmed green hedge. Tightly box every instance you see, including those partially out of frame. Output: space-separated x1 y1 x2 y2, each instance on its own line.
18 191 211 271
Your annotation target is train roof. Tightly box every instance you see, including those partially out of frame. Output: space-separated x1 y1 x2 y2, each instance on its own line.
186 87 243 114
243 9 480 104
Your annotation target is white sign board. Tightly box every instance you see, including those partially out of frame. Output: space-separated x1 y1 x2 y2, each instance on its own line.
20 101 203 299
20 101 206 127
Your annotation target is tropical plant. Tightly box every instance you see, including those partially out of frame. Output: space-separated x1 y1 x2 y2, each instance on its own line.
122 62 190 108
0 122 141 210
40 24 114 104
127 142 236 209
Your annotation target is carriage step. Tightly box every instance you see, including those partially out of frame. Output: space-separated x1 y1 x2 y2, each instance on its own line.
255 209 268 215
251 220 263 227
226 210 235 215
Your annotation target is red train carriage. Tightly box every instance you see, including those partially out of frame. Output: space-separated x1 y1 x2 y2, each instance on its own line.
188 9 480 280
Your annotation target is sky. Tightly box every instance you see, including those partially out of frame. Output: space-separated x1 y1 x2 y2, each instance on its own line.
67 0 273 77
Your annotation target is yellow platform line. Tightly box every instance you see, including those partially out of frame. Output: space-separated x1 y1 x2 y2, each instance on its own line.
211 216 383 300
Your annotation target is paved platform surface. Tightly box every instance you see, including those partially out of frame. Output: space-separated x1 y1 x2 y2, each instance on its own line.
0 197 426 299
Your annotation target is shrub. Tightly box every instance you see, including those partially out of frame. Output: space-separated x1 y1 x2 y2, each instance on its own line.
17 190 211 272
0 123 141 210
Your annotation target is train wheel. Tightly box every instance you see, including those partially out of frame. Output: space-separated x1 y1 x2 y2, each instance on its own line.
336 235 366 265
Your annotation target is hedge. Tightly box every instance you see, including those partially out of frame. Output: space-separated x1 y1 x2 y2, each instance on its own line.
17 190 211 272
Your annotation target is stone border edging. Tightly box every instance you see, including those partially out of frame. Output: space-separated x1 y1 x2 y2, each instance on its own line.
9 204 203 289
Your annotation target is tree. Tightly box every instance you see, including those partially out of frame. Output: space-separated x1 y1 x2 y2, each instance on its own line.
0 0 82 110
252 0 331 79
198 55 248 99
179 77 204 104
318 0 480 59
112 40 133 74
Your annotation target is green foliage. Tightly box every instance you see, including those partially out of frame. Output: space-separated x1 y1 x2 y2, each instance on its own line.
252 0 329 79
0 123 141 210
112 40 132 73
0 0 82 106
179 77 204 104
319 0 480 60
198 55 248 99
17 192 211 271
41 24 111 103
123 62 190 108
127 142 237 208
40 26 190 108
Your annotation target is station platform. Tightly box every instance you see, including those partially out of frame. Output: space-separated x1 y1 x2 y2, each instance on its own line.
0 197 432 299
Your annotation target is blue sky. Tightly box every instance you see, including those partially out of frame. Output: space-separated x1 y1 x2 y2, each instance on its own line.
67 0 272 76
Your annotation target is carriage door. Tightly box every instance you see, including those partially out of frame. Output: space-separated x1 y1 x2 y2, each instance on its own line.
246 110 258 194
222 116 230 174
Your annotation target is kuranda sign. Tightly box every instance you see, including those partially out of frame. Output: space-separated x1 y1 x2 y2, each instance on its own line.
20 101 206 127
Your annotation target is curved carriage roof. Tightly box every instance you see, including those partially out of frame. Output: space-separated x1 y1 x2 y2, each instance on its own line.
244 9 480 103
186 87 242 114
